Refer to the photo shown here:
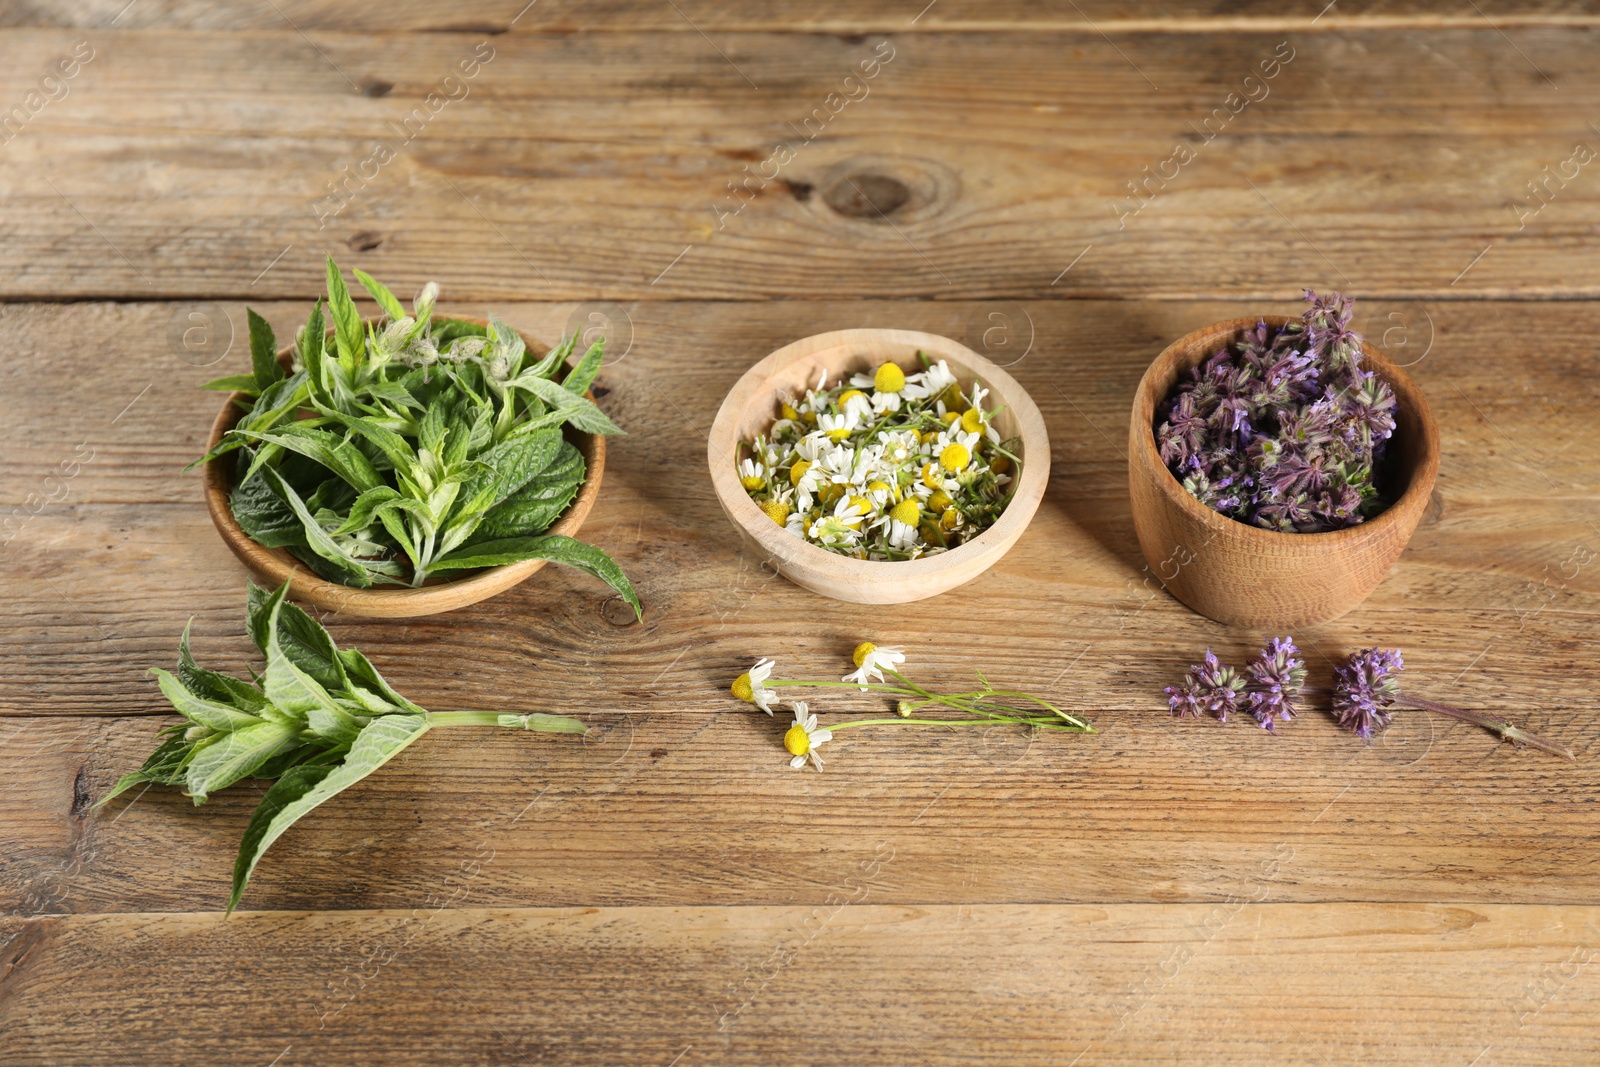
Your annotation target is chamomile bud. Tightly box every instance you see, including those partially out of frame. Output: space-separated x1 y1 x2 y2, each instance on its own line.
873 363 907 393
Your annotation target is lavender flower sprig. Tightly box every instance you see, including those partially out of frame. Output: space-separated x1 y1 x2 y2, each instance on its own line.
1155 290 1398 533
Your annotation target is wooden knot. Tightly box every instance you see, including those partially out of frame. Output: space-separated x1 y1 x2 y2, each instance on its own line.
823 172 912 220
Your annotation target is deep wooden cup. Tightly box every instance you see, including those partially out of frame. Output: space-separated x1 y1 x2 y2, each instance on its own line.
1128 316 1440 629
708 328 1050 605
203 317 606 619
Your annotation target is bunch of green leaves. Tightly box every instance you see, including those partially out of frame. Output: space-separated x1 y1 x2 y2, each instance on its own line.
195 257 638 616
97 582 589 913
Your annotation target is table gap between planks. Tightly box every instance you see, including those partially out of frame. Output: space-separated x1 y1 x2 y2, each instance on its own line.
1 3 1598 1065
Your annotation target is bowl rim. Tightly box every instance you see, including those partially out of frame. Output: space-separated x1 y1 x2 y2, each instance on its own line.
707 326 1050 577
1131 314 1441 546
202 313 606 614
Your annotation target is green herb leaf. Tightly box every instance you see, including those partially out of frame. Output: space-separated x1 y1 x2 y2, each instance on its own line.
432 534 641 619
563 338 605 395
265 468 378 589
325 255 365 373
185 720 302 804
248 308 284 391
152 668 264 733
178 620 269 712
232 425 383 494
474 440 584 539
502 374 624 436
226 714 431 914
352 268 406 322
201 373 261 394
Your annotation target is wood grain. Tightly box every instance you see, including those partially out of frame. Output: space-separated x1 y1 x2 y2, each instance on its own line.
0 29 1596 300
4 903 1600 1066
3 9 1600 1064
13 1 1600 31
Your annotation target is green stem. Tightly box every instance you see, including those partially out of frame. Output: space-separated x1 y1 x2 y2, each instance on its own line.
429 710 588 734
827 716 1083 732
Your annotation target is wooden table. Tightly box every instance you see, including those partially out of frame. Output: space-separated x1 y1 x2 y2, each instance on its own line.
3 3 1598 1064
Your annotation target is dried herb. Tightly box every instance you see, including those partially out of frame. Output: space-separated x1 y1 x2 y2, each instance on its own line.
1156 290 1397 532
97 582 591 913
195 257 638 616
737 356 1020 559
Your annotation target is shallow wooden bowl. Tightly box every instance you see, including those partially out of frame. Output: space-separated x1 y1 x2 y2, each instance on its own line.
708 328 1050 605
203 317 606 619
1128 316 1440 629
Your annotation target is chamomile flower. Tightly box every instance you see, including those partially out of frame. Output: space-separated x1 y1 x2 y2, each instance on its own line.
903 359 958 400
783 701 832 770
731 657 779 714
817 412 854 443
845 642 906 689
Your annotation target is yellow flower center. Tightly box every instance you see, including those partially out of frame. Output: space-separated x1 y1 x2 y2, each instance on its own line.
939 443 971 472
837 389 866 408
890 499 921 525
873 363 906 392
740 475 766 491
841 495 872 528
990 454 1012 474
927 489 953 512
760 500 790 525
818 483 844 506
780 401 801 421
920 462 942 489
852 641 877 667
961 408 985 434
731 673 754 702
802 410 817 425
790 459 812 486
920 429 941 445
938 383 968 412
866 479 891 494
826 428 852 443
940 507 960 530
784 724 810 756
940 411 960 426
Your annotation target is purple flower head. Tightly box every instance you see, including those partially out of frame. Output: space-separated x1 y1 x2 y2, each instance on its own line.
1166 649 1247 722
1332 647 1404 740
1244 637 1307 732
1164 674 1206 719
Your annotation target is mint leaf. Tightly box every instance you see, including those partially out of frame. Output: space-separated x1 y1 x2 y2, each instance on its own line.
226 714 431 914
432 533 641 619
247 308 284 391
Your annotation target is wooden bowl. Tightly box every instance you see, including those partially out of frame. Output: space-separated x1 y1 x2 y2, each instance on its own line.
203 317 606 619
1128 316 1440 629
708 328 1050 605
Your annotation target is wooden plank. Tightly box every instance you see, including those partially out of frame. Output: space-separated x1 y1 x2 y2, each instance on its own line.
4 903 1600 1065
0 29 1595 299
13 1 1600 31
4 693 1598 914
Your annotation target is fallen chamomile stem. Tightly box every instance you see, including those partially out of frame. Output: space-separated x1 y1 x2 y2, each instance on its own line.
732 642 1094 771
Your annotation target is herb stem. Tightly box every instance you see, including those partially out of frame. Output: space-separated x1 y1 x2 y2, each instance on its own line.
1392 694 1575 761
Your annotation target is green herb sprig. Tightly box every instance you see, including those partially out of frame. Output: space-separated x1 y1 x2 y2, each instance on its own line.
195 257 638 616
97 582 592 913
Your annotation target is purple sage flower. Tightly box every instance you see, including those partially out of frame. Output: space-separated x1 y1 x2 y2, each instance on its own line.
1167 649 1246 722
1332 647 1405 740
1244 637 1307 732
